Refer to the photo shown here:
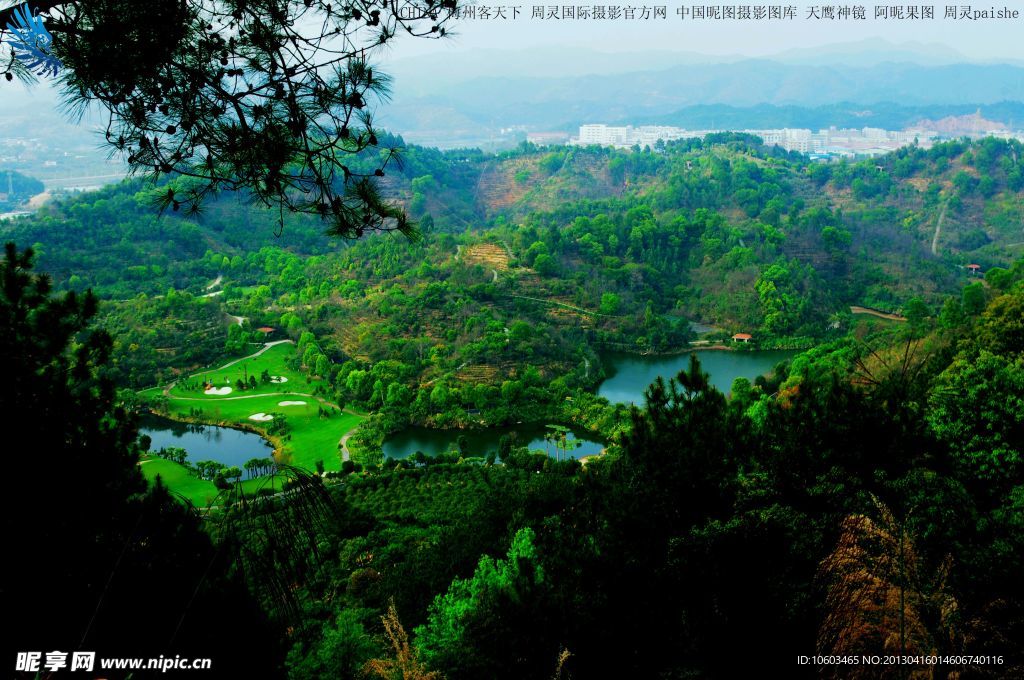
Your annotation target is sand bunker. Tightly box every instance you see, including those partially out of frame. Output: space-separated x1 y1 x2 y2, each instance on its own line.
248 413 274 421
278 400 306 406
204 386 232 395
269 376 288 383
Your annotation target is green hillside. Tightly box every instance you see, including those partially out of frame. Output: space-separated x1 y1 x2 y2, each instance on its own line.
6 134 1022 389
7 132 1024 679
1 134 1020 423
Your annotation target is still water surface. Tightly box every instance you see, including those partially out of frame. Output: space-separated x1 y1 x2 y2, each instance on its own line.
139 414 274 471
382 350 797 458
382 423 604 460
597 349 797 405
142 351 796 465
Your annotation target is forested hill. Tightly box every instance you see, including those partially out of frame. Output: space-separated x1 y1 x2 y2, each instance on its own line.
3 134 1023 386
389 134 1024 287
11 134 1024 287
6 134 1024 679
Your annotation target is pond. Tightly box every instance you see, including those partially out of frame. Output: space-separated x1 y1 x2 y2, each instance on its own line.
139 414 274 473
597 349 797 405
382 423 604 460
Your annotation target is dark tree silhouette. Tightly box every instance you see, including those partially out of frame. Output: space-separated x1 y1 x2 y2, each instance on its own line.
0 0 458 237
0 242 280 672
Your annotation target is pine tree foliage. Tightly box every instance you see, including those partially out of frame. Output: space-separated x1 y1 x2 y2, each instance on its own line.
0 0 458 237
214 463 341 624
1 241 279 672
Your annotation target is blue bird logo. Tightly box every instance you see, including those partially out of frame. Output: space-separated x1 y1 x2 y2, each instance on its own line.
4 3 61 77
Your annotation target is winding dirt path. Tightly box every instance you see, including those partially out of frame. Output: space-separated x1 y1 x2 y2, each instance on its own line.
212 339 294 371
506 294 605 316
931 200 948 256
850 306 907 322
339 430 355 462
165 390 318 403
162 340 294 397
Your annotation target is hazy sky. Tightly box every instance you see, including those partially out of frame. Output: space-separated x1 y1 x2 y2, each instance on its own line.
3 6 1021 113
381 5 1024 62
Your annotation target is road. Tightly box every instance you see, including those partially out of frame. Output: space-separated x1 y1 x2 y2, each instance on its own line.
195 339 293 374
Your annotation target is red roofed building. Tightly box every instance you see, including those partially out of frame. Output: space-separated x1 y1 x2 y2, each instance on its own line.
256 326 276 334
967 264 981 276
732 333 752 343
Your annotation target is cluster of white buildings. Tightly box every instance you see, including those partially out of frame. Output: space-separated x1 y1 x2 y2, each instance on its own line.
574 124 697 148
565 123 1024 158
758 126 925 157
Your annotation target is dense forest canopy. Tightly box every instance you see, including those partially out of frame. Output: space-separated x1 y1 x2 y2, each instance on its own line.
5 241 1022 678
6 134 1023 387
249 254 1024 679
3 130 1024 678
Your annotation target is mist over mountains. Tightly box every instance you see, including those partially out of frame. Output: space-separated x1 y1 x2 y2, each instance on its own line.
377 40 1024 146
3 40 1024 155
382 38 1009 91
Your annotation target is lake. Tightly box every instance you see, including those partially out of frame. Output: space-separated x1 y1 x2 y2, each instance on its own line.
139 414 274 473
382 423 604 460
382 350 796 459
597 349 797 405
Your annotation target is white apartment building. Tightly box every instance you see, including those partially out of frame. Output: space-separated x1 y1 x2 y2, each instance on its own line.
742 128 812 153
575 124 697 148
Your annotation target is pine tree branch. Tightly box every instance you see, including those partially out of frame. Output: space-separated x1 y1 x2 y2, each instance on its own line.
0 1 70 32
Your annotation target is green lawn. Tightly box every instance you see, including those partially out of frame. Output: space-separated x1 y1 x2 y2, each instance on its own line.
140 457 288 507
140 457 218 506
138 342 365 505
169 343 314 400
162 395 362 471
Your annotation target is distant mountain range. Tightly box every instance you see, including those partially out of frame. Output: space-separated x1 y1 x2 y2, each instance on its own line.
380 60 1024 142
381 38 1008 91
4 40 1024 156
